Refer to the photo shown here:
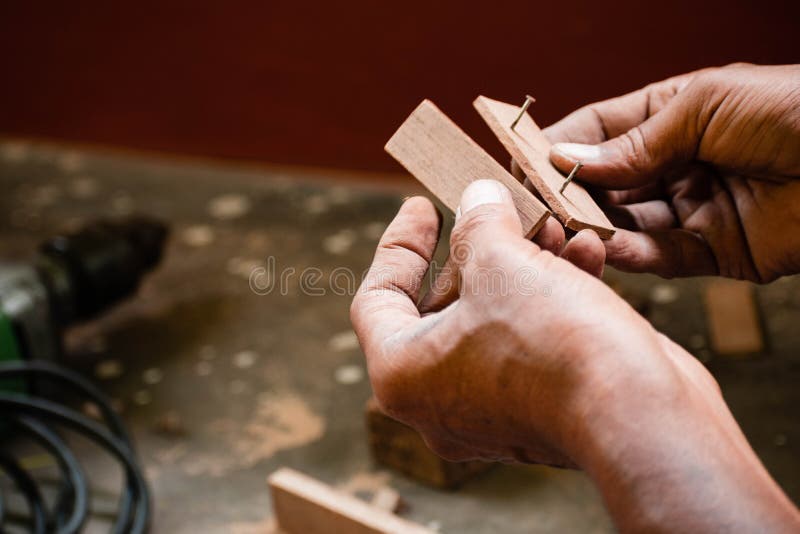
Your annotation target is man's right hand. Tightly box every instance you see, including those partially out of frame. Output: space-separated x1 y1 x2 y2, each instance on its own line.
543 63 800 282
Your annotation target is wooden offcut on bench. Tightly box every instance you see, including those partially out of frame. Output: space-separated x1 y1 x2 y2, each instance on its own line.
269 467 434 534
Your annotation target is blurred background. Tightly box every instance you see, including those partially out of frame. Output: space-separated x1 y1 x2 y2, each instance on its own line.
2 1 799 173
1 2 799 533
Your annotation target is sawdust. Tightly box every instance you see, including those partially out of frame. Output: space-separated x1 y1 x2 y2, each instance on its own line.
334 364 364 385
30 184 61 207
111 192 135 215
335 469 392 495
182 225 215 247
650 283 679 304
322 229 356 255
195 361 213 376
57 151 85 172
227 257 262 279
328 330 359 352
94 359 123 379
180 392 325 477
232 349 258 369
303 194 329 214
0 141 31 162
142 367 164 384
69 176 98 198
133 390 152 406
237 393 325 464
362 221 387 240
155 442 189 464
209 193 251 220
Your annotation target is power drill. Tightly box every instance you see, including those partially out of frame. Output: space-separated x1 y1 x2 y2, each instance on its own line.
0 216 168 370
0 215 166 532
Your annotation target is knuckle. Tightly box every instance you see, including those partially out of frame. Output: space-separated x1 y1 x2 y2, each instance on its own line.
723 61 753 70
691 67 733 98
621 127 650 173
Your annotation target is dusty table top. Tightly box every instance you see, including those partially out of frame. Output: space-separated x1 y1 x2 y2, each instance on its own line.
1 140 798 533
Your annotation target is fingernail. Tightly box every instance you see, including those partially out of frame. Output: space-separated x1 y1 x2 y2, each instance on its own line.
460 180 508 214
455 206 462 221
552 143 603 162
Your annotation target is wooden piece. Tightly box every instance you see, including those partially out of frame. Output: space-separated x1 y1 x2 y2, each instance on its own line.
269 468 433 534
365 398 492 489
370 487 403 514
704 280 764 355
473 96 615 239
385 99 550 238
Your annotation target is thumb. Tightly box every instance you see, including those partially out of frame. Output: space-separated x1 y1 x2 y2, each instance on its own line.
450 180 526 267
550 93 698 189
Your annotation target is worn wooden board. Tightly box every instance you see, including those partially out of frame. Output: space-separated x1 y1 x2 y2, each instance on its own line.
370 487 403 514
385 99 550 238
474 96 615 239
365 398 493 489
704 280 764 355
269 468 434 534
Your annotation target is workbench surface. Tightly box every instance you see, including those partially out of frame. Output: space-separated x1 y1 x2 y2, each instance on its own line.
1 140 798 533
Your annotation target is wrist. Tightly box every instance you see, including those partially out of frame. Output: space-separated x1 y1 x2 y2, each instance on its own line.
567 335 800 532
563 327 688 467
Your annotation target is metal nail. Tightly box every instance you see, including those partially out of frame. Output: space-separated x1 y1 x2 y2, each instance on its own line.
559 162 583 194
510 95 536 130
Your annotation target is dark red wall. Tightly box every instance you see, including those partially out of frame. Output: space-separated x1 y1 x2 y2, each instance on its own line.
1 1 798 173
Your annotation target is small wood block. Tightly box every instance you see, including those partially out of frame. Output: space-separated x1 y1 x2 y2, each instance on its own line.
370 487 403 514
365 398 492 489
385 99 550 239
704 280 764 355
268 468 433 534
473 96 615 239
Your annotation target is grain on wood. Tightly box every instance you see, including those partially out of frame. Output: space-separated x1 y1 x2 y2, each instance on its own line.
385 99 550 238
269 468 434 534
704 280 764 355
474 95 615 239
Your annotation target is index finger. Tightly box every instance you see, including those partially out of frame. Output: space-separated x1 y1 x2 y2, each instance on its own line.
543 72 696 145
350 197 441 355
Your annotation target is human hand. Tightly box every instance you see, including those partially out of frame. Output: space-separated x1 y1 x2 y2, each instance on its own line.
350 180 714 467
351 179 800 531
544 63 800 282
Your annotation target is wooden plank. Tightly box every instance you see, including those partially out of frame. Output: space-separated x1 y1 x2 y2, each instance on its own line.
704 280 764 355
473 96 615 239
370 487 403 514
365 398 493 489
269 468 434 534
385 99 550 239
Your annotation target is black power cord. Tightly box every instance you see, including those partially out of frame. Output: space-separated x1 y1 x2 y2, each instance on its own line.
14 417 89 533
0 451 47 534
0 361 151 533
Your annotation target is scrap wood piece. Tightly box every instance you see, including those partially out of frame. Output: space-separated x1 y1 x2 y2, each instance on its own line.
365 398 493 489
370 487 403 514
704 280 764 355
473 95 615 239
385 99 550 239
269 468 433 534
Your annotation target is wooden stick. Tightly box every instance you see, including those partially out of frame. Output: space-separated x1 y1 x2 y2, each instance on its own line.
704 280 764 355
385 99 550 239
269 468 434 534
474 96 615 239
